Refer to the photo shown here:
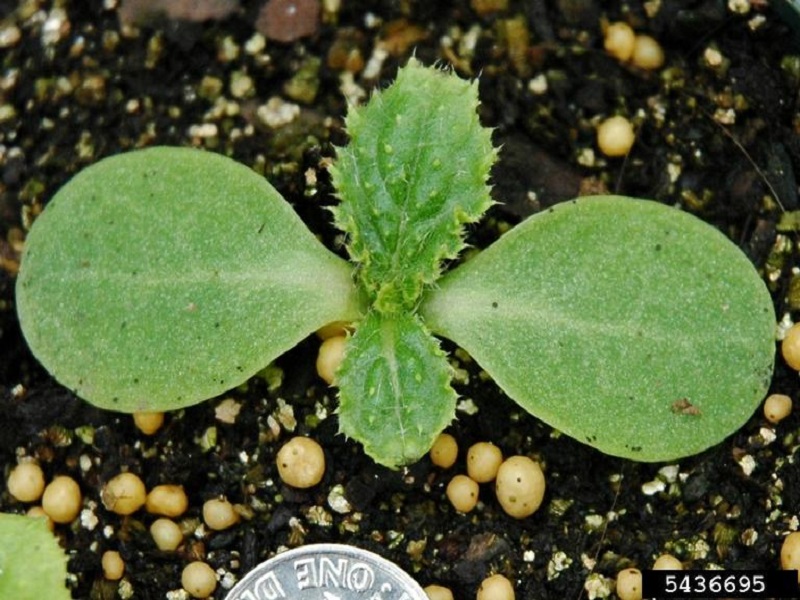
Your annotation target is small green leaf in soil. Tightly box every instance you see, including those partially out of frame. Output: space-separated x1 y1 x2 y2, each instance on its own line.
0 513 70 600
421 195 776 461
16 147 362 413
337 310 456 468
330 58 496 314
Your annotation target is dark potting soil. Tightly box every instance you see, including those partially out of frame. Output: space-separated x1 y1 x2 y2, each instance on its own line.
2 1 800 598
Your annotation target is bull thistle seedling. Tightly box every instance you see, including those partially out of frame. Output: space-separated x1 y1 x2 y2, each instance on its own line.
16 60 775 468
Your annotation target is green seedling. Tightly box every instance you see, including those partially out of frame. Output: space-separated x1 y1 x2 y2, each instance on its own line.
16 60 775 467
0 513 71 599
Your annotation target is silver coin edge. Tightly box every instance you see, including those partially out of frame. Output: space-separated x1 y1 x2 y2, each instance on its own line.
223 543 429 599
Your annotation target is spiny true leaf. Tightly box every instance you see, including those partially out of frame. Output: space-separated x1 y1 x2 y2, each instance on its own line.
0 513 70 600
330 58 496 313
421 196 775 461
337 311 456 468
16 147 362 413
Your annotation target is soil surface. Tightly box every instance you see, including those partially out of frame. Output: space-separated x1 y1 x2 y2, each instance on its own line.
2 1 800 599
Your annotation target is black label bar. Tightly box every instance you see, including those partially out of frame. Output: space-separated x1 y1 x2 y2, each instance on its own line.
641 570 798 598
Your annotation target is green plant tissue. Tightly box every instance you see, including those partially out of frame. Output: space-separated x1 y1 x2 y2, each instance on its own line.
0 513 70 599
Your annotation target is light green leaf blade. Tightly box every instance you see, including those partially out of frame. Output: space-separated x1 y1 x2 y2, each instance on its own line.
0 513 71 600
421 196 775 461
330 58 496 313
337 311 457 468
16 147 362 412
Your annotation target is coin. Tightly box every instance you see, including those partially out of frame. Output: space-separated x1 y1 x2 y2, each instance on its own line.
224 543 430 600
